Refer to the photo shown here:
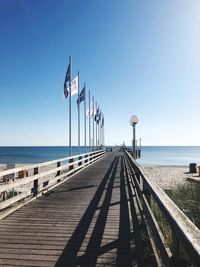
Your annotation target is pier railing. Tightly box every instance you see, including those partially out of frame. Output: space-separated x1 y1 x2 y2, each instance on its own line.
0 149 106 218
124 149 200 267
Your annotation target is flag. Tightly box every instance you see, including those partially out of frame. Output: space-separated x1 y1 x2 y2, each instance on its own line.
64 76 78 98
64 63 70 98
95 107 101 123
98 110 102 125
77 86 85 106
94 107 99 122
86 103 96 118
91 104 96 117
101 114 104 128
66 76 78 97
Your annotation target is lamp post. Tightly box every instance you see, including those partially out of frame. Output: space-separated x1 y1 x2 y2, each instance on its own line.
130 115 139 159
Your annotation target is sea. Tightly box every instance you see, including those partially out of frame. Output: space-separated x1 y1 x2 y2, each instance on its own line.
0 146 200 166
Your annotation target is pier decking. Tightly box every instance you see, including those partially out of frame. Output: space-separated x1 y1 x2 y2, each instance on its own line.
0 148 200 267
0 148 152 267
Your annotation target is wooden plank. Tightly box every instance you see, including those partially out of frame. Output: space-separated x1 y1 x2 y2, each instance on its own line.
124 149 200 266
0 149 145 267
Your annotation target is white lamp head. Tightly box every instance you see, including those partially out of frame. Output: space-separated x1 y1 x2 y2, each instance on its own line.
130 115 139 126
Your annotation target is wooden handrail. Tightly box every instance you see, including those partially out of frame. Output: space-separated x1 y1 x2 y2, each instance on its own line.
0 149 106 214
124 149 200 267
0 149 105 177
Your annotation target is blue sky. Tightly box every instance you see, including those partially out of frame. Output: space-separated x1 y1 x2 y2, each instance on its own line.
1 0 200 146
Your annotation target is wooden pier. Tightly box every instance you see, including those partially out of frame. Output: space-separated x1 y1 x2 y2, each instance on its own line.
0 148 200 266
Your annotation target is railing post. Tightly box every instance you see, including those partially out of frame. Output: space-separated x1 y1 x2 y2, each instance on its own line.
69 158 74 171
92 151 96 162
85 154 88 164
33 167 39 196
172 231 180 264
78 156 82 166
143 180 151 204
92 152 96 162
56 162 61 183
135 172 143 191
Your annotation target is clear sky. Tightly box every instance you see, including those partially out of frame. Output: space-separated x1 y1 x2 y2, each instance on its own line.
1 0 200 146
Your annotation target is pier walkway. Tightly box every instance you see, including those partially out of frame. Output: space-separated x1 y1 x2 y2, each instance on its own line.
0 148 153 267
0 148 200 267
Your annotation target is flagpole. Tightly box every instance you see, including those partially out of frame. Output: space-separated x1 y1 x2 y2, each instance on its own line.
103 122 105 146
89 90 91 148
92 96 95 148
69 56 72 156
84 83 87 150
102 124 104 146
100 112 103 147
95 102 97 148
99 110 101 147
77 71 80 154
103 114 105 146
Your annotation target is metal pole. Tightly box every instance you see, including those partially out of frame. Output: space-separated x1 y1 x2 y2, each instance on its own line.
69 56 72 156
98 117 101 147
102 124 104 146
77 71 80 154
84 83 87 150
89 90 91 148
95 102 97 148
92 96 95 148
103 116 105 146
99 110 102 146
133 124 136 159
132 125 134 155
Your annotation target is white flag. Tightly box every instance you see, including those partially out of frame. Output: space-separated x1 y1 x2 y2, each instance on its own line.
67 76 78 96
91 104 96 116
86 104 96 118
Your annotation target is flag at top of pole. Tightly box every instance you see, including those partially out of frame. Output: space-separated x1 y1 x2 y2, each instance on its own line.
63 56 72 156
64 63 71 98
64 76 78 98
101 113 104 128
77 85 85 106
67 76 78 97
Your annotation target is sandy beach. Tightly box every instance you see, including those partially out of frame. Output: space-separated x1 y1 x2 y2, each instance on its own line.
143 165 199 190
0 163 199 191
0 163 28 173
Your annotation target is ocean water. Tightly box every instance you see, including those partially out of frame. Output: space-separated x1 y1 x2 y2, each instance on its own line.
137 146 200 166
0 146 200 166
0 146 94 164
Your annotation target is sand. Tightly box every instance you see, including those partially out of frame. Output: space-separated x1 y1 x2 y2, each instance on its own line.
143 165 199 190
0 163 26 172
1 163 199 191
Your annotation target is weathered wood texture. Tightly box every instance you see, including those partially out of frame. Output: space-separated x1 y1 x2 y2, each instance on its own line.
0 148 154 267
124 149 200 267
0 150 105 213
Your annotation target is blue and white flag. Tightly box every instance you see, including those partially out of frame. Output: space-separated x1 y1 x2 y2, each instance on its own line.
95 107 101 123
79 86 85 103
66 76 78 97
64 63 71 98
77 86 85 106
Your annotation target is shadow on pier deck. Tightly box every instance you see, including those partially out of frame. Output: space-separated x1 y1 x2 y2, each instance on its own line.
0 148 156 267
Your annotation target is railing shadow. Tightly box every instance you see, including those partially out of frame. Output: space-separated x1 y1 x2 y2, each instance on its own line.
54 153 147 267
54 156 119 267
77 157 119 266
116 156 132 266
